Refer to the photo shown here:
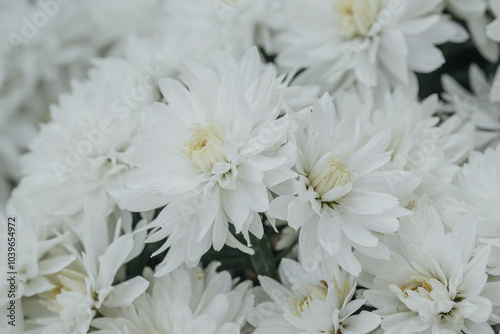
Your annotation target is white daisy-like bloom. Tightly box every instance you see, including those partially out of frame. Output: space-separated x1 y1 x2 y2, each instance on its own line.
29 221 149 334
267 93 419 276
357 196 498 334
334 85 474 203
13 58 160 231
1 0 160 120
271 0 468 91
0 215 74 306
125 0 273 76
446 0 499 62
92 262 254 334
0 206 74 334
442 64 500 149
164 0 273 59
440 144 500 275
120 46 316 276
0 0 161 206
250 258 380 334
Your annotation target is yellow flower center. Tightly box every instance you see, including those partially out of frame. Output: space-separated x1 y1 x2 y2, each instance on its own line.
292 280 329 316
335 0 380 39
182 121 227 172
309 155 352 198
399 276 433 296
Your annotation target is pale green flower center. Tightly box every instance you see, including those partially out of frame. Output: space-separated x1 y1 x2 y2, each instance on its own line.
183 121 227 172
335 0 380 39
309 156 352 198
39 268 88 313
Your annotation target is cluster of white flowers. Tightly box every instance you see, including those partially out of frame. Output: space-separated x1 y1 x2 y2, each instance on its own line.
0 0 162 210
2 0 500 333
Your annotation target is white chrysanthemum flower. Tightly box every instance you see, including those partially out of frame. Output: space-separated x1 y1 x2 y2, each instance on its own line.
358 197 498 334
125 0 273 75
0 210 74 314
166 0 272 58
120 47 315 276
251 258 380 334
446 0 499 62
335 85 474 203
0 0 161 120
13 58 159 230
442 64 500 149
441 144 500 275
0 0 161 206
30 223 149 334
0 205 73 334
92 262 254 334
271 0 468 91
267 94 419 276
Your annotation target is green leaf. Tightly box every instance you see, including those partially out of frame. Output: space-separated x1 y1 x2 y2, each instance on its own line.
201 244 254 271
249 233 277 279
